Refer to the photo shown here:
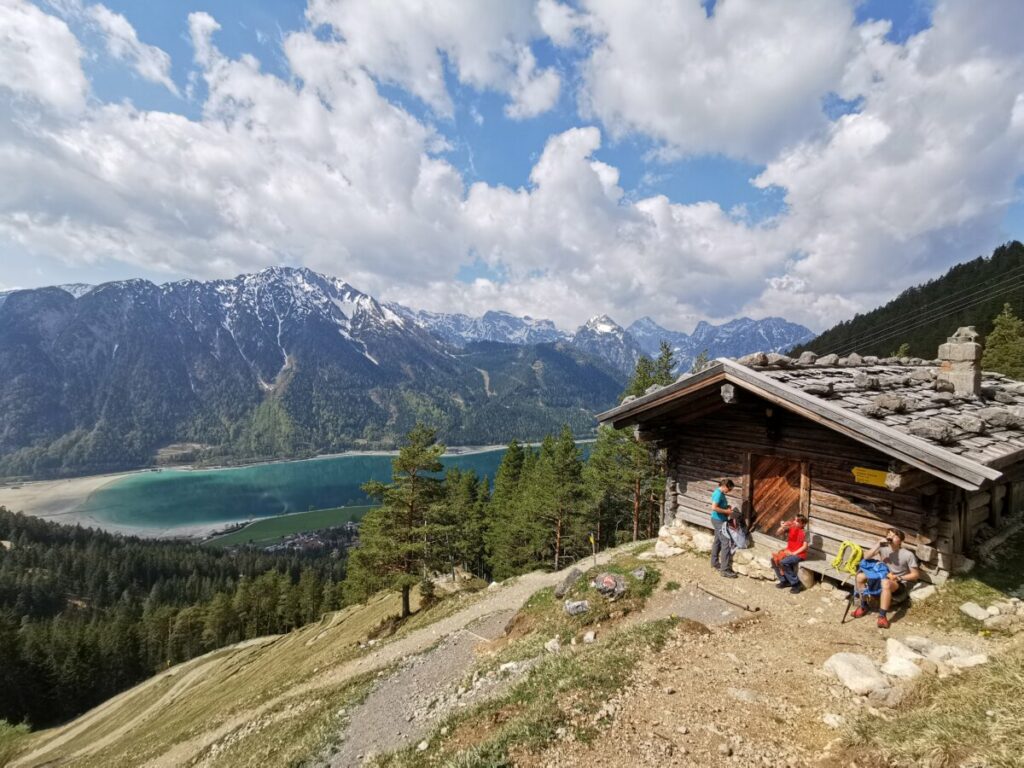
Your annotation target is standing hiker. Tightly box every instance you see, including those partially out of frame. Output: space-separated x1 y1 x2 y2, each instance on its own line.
710 479 738 578
851 528 920 628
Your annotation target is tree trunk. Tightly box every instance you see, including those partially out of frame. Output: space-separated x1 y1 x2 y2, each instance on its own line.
401 584 411 618
554 515 562 570
633 477 641 542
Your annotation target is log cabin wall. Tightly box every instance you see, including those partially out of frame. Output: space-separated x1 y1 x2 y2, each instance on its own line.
660 396 958 576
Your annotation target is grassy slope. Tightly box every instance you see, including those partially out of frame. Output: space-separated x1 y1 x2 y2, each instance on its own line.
8 590 431 768
204 505 375 547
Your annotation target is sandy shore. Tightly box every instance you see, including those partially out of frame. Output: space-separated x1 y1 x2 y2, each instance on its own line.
0 472 228 539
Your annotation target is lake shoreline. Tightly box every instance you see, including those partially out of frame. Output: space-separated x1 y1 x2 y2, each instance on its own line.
0 444 515 540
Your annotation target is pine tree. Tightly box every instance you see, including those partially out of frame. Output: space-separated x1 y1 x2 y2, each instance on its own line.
622 355 656 399
690 349 710 373
653 341 676 385
345 423 445 617
485 441 527 579
982 303 1024 379
583 425 658 543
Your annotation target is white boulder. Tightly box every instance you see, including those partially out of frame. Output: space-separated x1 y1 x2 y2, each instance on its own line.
909 584 937 602
881 656 922 680
946 654 988 669
886 638 924 662
690 532 715 553
960 602 989 621
823 653 890 696
545 637 562 654
902 636 936 655
654 540 684 558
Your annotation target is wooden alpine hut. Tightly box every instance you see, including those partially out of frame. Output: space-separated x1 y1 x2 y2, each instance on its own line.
598 328 1024 583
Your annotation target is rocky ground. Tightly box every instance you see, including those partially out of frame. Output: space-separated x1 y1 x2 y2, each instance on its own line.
509 544 1002 768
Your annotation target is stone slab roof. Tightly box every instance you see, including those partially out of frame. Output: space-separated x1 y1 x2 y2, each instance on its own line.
737 351 1024 467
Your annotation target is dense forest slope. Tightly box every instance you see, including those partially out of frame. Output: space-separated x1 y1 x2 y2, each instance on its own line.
0 269 624 479
795 241 1024 357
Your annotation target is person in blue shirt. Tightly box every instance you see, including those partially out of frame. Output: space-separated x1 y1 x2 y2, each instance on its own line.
710 479 738 578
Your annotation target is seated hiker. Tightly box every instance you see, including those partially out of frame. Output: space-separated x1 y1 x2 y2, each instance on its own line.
771 515 809 594
710 479 738 578
852 528 920 628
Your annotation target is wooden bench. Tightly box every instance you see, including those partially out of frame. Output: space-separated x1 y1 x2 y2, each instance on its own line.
797 559 910 605
797 559 857 590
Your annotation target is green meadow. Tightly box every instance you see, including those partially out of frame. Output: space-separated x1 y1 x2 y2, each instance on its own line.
205 505 375 547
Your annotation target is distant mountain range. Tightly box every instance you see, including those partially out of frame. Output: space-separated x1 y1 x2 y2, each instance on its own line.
0 269 622 478
628 315 815 372
0 267 813 478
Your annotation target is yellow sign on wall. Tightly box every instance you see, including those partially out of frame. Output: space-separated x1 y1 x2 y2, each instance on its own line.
851 467 890 488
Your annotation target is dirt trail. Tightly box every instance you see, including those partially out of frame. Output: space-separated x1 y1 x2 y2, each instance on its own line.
528 551 993 768
146 547 636 768
328 610 516 765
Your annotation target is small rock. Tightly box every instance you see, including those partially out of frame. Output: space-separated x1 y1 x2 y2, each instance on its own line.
960 602 990 622
727 687 758 703
545 637 562 654
654 540 684 558
718 743 733 757
583 630 597 644
499 661 518 673
417 740 429 752
554 568 583 598
664 686 676 695
909 584 937 602
947 654 988 669
926 645 968 662
564 599 590 616
676 725 689 735
821 713 845 729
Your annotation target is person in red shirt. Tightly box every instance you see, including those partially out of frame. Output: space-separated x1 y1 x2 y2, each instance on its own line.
772 515 809 594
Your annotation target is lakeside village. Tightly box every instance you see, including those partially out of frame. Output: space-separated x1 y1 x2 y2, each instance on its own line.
213 519 360 554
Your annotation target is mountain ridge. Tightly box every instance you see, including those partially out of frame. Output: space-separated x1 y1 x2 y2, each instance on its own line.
0 268 623 479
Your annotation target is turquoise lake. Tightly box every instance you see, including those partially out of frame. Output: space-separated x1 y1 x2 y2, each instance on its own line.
78 449 512 529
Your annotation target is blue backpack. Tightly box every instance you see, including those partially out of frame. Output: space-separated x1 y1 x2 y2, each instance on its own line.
857 558 890 597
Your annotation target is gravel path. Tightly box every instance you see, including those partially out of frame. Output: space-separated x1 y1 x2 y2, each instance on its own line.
149 546 637 768
328 610 517 766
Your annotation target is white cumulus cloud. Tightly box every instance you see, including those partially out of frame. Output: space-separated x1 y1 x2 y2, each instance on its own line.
0 0 88 112
87 4 179 95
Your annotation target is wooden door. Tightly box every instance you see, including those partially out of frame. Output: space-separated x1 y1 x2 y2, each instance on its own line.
751 455 802 537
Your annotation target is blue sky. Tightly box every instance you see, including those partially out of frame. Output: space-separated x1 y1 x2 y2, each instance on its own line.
1 0 1022 332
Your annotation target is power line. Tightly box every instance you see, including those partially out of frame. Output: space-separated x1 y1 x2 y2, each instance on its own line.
837 276 1024 355
839 276 1024 355
834 263 1024 353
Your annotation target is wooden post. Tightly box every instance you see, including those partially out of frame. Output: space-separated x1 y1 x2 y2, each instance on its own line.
741 452 752 528
800 461 811 518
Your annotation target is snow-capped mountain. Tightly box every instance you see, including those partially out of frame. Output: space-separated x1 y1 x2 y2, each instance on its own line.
627 315 815 371
396 307 568 347
0 268 623 477
570 315 645 374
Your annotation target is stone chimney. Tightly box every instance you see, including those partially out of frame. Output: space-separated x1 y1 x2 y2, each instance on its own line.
936 326 982 397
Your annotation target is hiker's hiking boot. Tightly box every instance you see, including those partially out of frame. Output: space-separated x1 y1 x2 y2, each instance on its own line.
775 581 789 589
720 570 739 579
790 585 803 594
877 615 891 629
851 606 868 619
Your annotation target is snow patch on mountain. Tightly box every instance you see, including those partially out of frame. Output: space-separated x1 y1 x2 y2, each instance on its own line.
627 315 814 372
